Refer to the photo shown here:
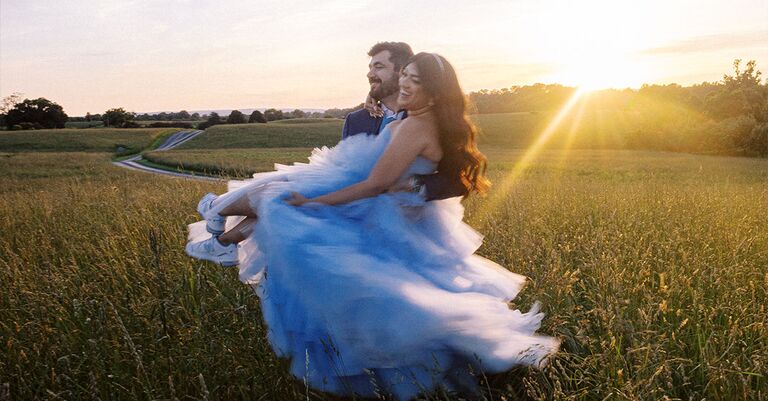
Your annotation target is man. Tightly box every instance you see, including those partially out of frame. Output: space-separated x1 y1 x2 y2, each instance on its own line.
342 42 412 140
342 42 465 200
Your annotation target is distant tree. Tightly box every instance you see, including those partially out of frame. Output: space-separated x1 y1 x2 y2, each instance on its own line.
264 108 284 121
5 98 68 128
1 92 23 126
323 104 363 119
148 121 193 129
723 59 763 88
191 112 201 120
226 110 247 124
197 112 222 130
249 110 267 123
291 109 306 118
749 122 768 156
85 112 93 122
0 92 23 114
177 110 191 120
102 108 135 127
706 59 767 120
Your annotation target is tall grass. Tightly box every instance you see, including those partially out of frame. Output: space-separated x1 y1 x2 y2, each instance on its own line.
465 150 768 399
0 153 311 399
0 149 766 399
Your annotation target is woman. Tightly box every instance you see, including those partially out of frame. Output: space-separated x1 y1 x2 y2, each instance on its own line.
186 53 559 400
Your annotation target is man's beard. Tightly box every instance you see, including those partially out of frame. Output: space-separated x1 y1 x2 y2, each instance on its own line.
369 77 399 101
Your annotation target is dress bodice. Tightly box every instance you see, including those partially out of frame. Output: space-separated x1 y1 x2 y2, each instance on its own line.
402 156 437 179
377 125 438 180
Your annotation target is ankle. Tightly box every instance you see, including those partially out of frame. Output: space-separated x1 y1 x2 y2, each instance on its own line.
216 236 233 247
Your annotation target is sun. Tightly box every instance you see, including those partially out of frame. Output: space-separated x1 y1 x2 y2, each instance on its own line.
527 1 657 91
552 52 654 91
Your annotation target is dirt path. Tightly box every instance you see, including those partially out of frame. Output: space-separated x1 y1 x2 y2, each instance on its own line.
112 130 224 182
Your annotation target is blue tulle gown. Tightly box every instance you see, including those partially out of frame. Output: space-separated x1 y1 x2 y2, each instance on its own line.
188 127 560 400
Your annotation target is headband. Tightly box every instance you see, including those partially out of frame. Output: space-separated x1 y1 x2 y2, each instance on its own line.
431 53 445 74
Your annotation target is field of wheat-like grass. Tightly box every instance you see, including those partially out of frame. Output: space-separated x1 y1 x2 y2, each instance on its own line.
1 144 766 399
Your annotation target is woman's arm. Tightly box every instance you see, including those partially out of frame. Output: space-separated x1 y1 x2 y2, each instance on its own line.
288 122 428 206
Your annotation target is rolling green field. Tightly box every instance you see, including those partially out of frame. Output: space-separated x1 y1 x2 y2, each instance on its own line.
0 123 766 400
0 127 172 155
65 121 106 129
145 112 641 176
143 148 314 178
177 119 343 150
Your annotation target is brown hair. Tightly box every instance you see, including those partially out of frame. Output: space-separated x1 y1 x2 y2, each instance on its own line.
406 52 490 196
368 42 414 72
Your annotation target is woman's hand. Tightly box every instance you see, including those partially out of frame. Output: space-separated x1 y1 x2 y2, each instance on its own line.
286 192 311 206
364 94 384 118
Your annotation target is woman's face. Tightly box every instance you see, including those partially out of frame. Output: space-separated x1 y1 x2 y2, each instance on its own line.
397 63 431 111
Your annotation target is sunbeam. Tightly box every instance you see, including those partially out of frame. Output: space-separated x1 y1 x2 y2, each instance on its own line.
475 88 588 228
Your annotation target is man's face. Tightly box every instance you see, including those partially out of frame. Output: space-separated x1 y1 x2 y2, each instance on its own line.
368 50 400 101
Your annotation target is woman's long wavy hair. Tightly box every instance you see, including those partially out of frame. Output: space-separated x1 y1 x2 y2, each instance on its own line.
406 52 490 196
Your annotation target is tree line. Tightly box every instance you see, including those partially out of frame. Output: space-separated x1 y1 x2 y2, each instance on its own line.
468 59 768 156
0 99 362 131
2 59 765 156
61 107 361 129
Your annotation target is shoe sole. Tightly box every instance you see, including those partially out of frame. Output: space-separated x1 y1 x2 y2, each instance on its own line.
206 221 225 235
185 243 239 267
199 193 225 235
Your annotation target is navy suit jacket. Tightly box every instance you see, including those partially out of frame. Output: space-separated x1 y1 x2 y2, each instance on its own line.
341 109 466 200
342 109 382 139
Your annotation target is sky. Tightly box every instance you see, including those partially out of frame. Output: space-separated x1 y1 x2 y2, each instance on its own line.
1 0 767 116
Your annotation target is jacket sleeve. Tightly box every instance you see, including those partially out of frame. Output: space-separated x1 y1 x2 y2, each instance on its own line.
342 114 353 140
420 172 468 201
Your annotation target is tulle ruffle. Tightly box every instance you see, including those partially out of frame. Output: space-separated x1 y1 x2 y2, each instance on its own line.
187 131 559 400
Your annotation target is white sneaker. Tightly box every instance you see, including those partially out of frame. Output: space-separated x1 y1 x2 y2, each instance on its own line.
185 236 239 266
197 193 226 235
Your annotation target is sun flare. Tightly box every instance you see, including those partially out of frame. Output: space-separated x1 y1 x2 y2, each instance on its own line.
528 1 658 90
552 54 654 91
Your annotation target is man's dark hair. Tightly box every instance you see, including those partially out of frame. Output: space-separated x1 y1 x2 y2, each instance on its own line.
368 42 413 71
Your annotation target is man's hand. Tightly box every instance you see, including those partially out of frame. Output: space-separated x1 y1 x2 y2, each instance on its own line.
286 192 311 206
364 94 384 118
387 176 423 194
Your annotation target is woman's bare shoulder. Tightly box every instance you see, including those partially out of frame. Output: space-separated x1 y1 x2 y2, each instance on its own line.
398 116 438 137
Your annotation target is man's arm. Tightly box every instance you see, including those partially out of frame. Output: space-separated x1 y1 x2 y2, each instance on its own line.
419 172 468 201
341 115 352 140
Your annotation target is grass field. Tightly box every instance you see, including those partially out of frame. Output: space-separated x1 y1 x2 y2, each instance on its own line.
472 110 636 150
143 148 314 178
0 128 172 155
145 112 640 175
0 123 766 400
177 120 343 150
65 121 106 129
175 112 635 151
